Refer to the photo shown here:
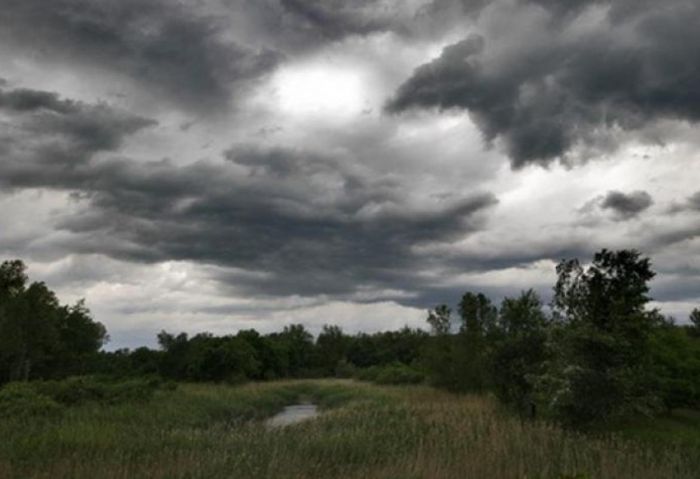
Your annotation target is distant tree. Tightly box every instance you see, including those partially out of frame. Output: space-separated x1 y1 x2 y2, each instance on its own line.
237 329 287 379
157 331 190 380
690 308 700 336
316 325 349 376
54 299 108 375
427 305 451 336
424 305 459 389
0 260 27 298
458 292 497 336
277 324 314 377
491 290 549 416
455 292 497 391
536 249 660 426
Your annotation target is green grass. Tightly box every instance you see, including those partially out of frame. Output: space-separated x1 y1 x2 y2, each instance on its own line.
609 409 700 449
0 380 697 478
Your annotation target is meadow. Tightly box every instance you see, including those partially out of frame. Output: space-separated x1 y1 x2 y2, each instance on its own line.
1 379 697 479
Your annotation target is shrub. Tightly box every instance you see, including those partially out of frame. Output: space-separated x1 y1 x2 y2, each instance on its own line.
0 382 62 418
334 359 356 378
31 376 165 407
374 363 425 385
356 363 425 385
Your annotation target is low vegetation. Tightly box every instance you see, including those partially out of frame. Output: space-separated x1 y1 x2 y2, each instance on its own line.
0 379 697 479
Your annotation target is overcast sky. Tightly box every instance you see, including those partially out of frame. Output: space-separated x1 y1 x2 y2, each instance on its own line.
1 0 699 348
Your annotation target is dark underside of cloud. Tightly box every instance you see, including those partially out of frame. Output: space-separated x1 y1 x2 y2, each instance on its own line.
0 86 500 304
387 0 700 167
0 0 281 113
600 190 654 220
224 0 407 53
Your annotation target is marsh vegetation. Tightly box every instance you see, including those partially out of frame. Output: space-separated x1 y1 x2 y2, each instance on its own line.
1 380 698 479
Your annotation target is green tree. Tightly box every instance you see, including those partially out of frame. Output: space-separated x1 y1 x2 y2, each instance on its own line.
427 304 451 335
455 292 496 391
537 249 660 426
54 299 108 375
277 324 314 377
316 325 349 376
0 260 106 381
458 292 497 336
690 308 700 337
491 290 549 416
424 305 459 389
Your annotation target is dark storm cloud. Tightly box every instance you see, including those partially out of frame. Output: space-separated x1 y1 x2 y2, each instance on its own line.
443 0 604 18
600 190 653 220
227 0 405 52
668 191 700 214
387 0 700 167
0 0 281 112
0 88 78 114
49 148 497 300
0 86 155 189
0 87 498 301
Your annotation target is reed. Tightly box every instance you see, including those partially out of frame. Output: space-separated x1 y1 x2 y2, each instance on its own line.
0 380 696 479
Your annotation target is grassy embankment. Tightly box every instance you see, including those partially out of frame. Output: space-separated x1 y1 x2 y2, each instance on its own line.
0 379 697 479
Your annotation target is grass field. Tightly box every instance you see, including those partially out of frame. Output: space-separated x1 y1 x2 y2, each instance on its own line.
0 380 697 479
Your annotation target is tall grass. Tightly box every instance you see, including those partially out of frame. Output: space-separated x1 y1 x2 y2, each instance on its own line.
0 380 696 478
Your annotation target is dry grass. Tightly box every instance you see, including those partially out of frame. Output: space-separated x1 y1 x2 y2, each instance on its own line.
0 380 696 478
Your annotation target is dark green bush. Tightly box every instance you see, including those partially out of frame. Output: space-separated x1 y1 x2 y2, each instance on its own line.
31 376 165 407
0 382 62 418
356 363 424 385
334 359 356 378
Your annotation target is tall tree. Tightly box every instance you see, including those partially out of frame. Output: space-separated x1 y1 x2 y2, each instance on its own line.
0 260 107 381
690 308 700 337
492 290 549 416
455 292 497 391
316 325 349 376
427 304 451 336
537 249 660 426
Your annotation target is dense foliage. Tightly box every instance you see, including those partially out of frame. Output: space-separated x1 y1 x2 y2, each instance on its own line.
0 261 107 382
422 249 700 426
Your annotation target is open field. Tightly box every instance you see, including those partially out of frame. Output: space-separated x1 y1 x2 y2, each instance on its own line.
0 380 697 479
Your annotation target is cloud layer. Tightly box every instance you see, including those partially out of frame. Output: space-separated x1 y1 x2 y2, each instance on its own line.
1 0 699 347
388 0 700 167
0 0 281 112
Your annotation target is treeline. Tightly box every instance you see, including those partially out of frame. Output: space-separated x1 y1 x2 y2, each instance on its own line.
1 251 699 427
94 325 428 383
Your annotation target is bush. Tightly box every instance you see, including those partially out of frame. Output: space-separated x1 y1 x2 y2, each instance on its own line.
31 376 165 407
356 363 425 385
334 359 356 378
33 377 106 405
355 366 381 382
0 382 62 418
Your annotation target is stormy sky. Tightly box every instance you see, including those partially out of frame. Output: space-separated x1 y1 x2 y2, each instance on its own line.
1 0 699 348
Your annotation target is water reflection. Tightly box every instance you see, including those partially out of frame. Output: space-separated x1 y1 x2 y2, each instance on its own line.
266 404 319 428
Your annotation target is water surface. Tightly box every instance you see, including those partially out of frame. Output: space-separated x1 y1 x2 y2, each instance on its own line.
266 404 319 428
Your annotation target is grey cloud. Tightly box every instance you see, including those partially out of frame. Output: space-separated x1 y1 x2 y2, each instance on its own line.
227 0 407 52
669 191 700 214
0 86 155 189
387 0 700 167
0 88 78 114
600 190 654 220
689 192 700 212
0 90 498 302
0 0 281 112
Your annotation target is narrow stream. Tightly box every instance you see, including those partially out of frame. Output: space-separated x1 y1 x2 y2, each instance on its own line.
266 404 319 428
